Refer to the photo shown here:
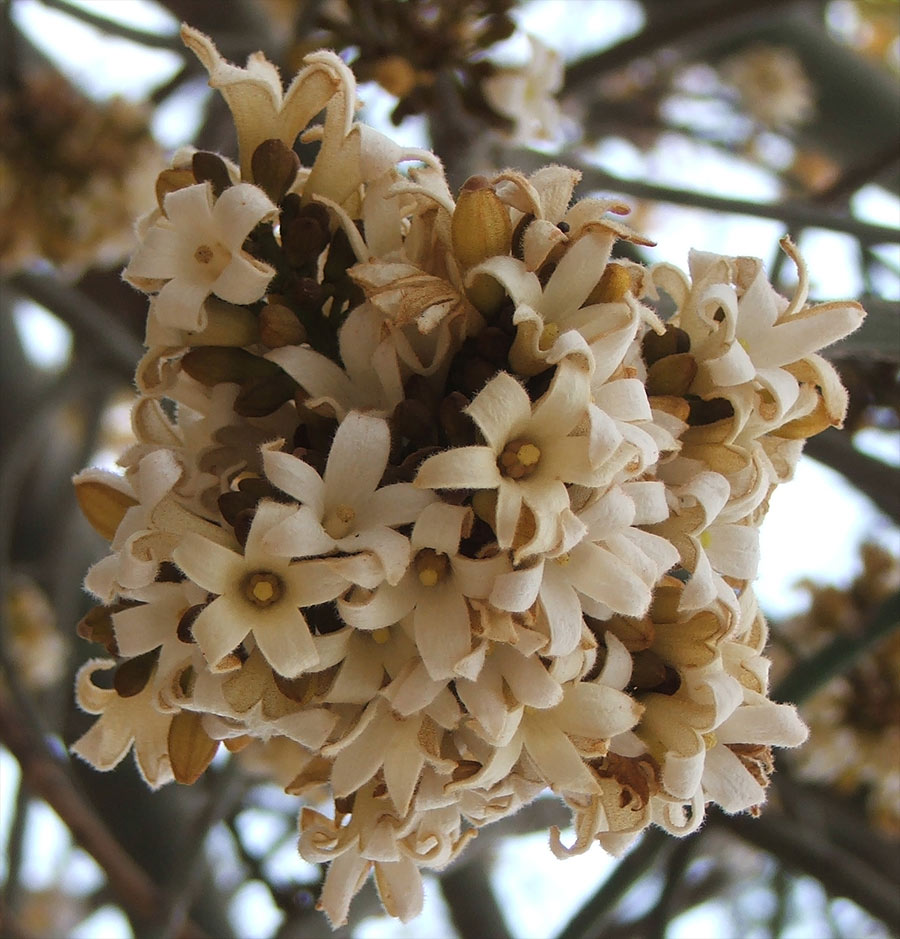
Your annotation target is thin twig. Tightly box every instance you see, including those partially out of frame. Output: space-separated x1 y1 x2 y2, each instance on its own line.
772 588 900 706
0 685 203 937
35 0 185 51
555 829 672 939
573 164 900 245
7 272 143 379
149 761 247 939
711 809 900 928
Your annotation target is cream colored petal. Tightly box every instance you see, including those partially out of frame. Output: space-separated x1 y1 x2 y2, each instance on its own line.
324 412 390 509
132 710 174 788
706 523 759 580
338 579 417 630
567 542 649 617
413 446 501 491
73 658 117 714
263 506 336 559
717 702 808 748
495 645 562 709
191 596 251 667
173 533 242 594
211 253 274 305
374 857 424 924
592 379 652 423
152 278 210 332
330 713 391 797
450 552 509 600
212 183 277 245
410 501 468 554
317 849 371 928
263 449 326 513
521 718 598 794
529 361 591 439
70 711 136 773
254 605 318 678
539 562 584 657
465 371 532 451
336 527 411 586
494 479 524 551
466 255 542 310
752 301 865 369
489 560 543 613
701 744 766 813
415 584 471 680
284 558 350 605
539 228 615 321
124 225 184 282
553 683 642 739
383 725 426 815
359 483 436 529
266 345 357 410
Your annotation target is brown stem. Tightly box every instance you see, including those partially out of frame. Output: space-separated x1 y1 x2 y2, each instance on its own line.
0 685 207 938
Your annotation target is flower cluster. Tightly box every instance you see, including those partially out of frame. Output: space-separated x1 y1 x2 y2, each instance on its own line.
71 26 864 926
0 70 162 274
774 544 900 837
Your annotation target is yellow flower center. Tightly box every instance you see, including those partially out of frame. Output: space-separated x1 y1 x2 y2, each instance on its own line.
322 503 356 539
699 530 712 549
243 571 284 608
194 244 215 264
498 438 542 479
372 627 391 644
414 548 450 587
555 552 571 566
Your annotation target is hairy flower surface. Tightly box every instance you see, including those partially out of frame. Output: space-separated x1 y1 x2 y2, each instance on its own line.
71 25 866 929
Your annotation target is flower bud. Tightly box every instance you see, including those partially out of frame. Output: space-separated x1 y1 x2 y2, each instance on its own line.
259 302 307 348
251 138 301 203
168 711 220 785
74 475 138 541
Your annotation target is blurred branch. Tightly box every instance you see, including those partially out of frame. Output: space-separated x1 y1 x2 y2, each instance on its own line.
555 829 671 939
803 428 900 526
150 762 246 939
441 854 511 939
564 0 805 95
35 0 185 51
7 272 143 380
0 684 206 937
574 164 900 244
712 808 900 928
772 588 900 705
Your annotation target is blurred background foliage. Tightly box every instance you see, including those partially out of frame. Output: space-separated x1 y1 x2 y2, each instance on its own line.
0 1 898 937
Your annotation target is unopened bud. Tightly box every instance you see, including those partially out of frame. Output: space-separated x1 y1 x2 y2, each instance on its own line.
452 177 512 269
192 151 232 198
181 346 283 386
251 138 301 203
588 263 633 304
74 475 138 541
646 353 697 396
259 302 307 348
168 710 220 785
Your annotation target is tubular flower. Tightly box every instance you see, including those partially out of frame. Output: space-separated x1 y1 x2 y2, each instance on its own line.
71 25 866 929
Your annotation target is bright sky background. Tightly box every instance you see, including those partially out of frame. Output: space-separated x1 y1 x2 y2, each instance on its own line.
3 1 899 937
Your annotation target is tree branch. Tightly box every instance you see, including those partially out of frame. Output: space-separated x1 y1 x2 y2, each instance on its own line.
35 0 185 51
573 164 900 245
0 685 206 937
772 588 900 706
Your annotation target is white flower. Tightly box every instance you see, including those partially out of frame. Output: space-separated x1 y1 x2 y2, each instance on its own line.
124 182 277 333
262 413 435 585
338 502 509 680
415 361 599 560
172 501 351 678
71 658 173 788
483 35 566 145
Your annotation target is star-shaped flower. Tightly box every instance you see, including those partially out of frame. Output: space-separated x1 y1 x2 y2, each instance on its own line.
124 181 277 333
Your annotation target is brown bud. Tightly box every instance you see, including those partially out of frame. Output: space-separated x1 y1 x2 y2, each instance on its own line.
686 396 734 427
234 373 298 417
452 177 510 266
74 478 138 541
251 138 301 203
113 650 159 698
648 395 691 422
168 710 220 785
155 168 195 212
645 353 697 397
181 347 283 387
642 325 691 366
76 604 122 655
259 303 307 348
188 299 259 347
192 151 232 198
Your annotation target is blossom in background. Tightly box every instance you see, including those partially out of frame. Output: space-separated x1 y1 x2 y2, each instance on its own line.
722 43 815 128
70 26 865 928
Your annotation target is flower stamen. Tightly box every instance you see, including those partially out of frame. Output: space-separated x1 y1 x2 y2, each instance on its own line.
414 548 450 587
322 503 357 539
243 571 284 607
498 438 542 479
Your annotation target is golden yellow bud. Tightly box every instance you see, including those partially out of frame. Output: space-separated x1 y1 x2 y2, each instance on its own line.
74 478 138 541
168 710 220 785
451 177 512 269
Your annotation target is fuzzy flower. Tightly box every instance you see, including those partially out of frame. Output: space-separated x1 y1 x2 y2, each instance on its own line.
124 181 277 332
172 501 350 677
